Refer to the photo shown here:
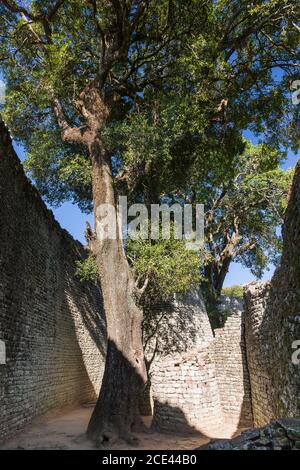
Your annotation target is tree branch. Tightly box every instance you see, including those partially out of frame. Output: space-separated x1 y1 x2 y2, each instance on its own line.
88 0 107 70
47 0 66 20
1 0 66 20
205 187 227 228
234 239 257 257
53 98 89 144
137 276 149 298
1 0 66 43
1 0 42 20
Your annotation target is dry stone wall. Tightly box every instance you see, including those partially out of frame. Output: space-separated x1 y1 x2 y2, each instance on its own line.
151 348 224 436
244 161 300 426
145 292 253 435
0 119 106 441
213 311 253 427
148 292 224 436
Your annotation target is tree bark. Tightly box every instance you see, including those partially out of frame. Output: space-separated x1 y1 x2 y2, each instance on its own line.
214 256 232 295
53 86 147 446
204 256 233 305
86 136 147 447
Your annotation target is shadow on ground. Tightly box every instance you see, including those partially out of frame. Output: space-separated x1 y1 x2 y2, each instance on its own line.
0 404 213 450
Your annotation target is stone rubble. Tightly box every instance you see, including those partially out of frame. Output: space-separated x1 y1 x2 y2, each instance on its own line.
198 418 300 450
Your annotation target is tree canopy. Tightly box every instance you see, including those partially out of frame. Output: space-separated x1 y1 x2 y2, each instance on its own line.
1 1 298 201
0 0 299 304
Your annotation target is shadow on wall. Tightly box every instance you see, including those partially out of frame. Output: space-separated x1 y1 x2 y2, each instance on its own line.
0 241 107 442
87 338 151 446
140 291 213 418
150 398 244 440
237 313 254 429
63 267 107 397
141 290 253 436
85 339 213 448
0 118 107 441
0 295 103 443
244 280 300 425
213 310 253 430
152 399 206 436
143 291 210 357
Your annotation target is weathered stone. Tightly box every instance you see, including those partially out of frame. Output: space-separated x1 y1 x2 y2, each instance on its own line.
145 293 253 434
244 161 300 427
0 119 106 442
198 439 233 450
234 428 261 442
273 438 291 450
198 420 300 450
276 418 300 439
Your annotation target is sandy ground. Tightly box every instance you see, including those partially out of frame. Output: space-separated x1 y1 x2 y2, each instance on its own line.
0 405 245 450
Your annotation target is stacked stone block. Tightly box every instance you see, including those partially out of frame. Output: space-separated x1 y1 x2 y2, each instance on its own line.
146 292 253 434
244 161 300 426
0 119 106 441
213 312 253 426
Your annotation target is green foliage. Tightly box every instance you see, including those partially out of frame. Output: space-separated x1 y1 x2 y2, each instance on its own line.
127 236 201 305
75 255 98 284
1 1 298 205
222 285 244 299
200 140 294 281
75 235 201 303
24 128 93 212
0 0 298 302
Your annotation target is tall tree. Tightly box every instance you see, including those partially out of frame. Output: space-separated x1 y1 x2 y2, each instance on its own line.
0 0 207 446
107 0 299 309
0 0 299 444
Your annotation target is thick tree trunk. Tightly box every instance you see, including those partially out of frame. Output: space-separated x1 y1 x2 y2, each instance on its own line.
204 263 219 305
204 257 233 328
86 136 147 447
214 256 232 295
205 256 233 303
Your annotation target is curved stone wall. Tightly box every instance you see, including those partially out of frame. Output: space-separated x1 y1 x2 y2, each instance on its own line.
144 292 253 435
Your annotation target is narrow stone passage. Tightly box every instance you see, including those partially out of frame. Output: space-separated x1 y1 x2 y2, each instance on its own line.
0 405 247 450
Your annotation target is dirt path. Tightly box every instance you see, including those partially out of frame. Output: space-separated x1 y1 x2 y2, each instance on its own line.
0 405 245 450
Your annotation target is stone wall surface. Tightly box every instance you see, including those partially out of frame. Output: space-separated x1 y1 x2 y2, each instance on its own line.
145 292 253 435
0 119 106 441
213 312 253 426
244 161 300 427
218 295 244 313
151 348 224 436
147 292 223 435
